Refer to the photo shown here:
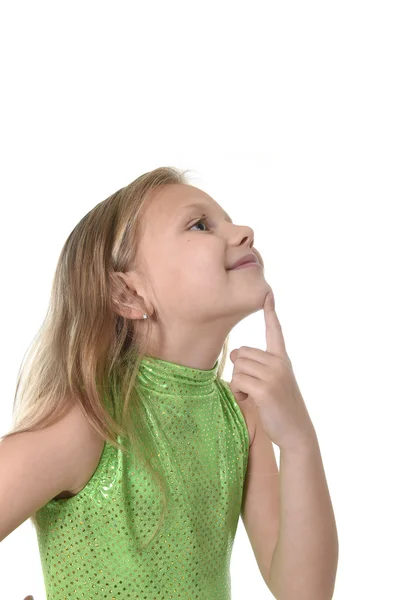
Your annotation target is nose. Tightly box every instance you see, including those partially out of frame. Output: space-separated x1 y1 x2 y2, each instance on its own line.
232 223 254 247
236 225 264 267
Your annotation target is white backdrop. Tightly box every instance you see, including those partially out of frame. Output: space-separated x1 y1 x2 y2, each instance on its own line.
0 1 398 599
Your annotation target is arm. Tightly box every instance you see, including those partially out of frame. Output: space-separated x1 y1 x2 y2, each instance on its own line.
268 435 339 600
229 290 339 599
240 402 280 589
0 403 98 542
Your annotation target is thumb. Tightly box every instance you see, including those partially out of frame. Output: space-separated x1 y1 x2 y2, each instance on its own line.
230 348 239 362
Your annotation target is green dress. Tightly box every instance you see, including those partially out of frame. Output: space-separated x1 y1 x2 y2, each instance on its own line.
34 354 249 599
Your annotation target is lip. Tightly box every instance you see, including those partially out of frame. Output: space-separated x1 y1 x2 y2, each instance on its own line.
228 253 259 270
231 262 261 270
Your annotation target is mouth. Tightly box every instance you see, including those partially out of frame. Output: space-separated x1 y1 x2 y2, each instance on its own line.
229 262 261 270
228 253 260 270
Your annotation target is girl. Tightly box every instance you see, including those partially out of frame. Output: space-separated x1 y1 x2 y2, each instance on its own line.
1 166 338 599
0 166 272 599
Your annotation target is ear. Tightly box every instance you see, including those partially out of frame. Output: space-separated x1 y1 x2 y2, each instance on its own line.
110 271 149 319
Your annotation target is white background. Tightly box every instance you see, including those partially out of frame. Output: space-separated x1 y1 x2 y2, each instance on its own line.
1 1 398 598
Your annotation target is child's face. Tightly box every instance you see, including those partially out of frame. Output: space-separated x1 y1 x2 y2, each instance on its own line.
130 183 271 364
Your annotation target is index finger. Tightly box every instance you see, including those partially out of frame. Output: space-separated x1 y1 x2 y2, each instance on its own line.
264 290 288 357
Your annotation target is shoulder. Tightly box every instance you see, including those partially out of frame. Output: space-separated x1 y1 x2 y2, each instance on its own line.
236 399 257 447
51 402 105 497
220 379 256 447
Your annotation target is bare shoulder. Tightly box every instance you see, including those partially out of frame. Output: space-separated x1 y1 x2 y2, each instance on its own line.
236 399 257 447
222 379 256 446
0 400 106 540
52 402 105 498
222 380 256 447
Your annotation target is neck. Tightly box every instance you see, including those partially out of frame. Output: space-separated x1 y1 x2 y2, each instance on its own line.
136 353 220 398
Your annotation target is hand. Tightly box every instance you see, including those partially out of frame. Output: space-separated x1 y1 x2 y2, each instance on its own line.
228 290 316 451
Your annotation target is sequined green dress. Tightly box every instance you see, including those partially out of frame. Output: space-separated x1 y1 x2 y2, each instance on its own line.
34 354 249 599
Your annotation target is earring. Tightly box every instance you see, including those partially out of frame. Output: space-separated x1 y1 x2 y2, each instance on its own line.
143 313 148 319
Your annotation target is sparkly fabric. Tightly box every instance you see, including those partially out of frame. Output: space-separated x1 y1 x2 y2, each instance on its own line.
34 354 249 599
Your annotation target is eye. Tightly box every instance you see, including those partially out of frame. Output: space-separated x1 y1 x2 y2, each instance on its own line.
189 216 210 232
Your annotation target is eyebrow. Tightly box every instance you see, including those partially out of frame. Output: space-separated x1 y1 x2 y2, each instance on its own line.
181 202 233 224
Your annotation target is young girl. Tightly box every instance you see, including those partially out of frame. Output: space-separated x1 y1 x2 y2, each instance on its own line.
1 166 338 600
0 166 267 599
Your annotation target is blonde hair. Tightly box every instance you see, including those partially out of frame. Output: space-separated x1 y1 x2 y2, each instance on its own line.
1 166 229 551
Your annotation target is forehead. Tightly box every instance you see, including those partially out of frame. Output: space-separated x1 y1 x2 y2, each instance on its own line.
144 183 232 222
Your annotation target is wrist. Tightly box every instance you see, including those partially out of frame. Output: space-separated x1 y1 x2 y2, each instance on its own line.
280 428 318 454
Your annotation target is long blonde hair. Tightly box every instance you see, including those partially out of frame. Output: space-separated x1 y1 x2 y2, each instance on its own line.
1 166 229 551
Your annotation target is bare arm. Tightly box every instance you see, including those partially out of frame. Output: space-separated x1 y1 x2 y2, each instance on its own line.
268 436 339 600
0 403 98 542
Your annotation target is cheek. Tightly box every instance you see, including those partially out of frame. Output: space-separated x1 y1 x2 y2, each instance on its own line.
158 254 224 295
150 238 226 294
